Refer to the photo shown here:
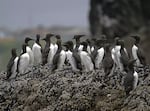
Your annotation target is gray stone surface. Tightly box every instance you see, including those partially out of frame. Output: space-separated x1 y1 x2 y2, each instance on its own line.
0 65 149 111
89 0 150 38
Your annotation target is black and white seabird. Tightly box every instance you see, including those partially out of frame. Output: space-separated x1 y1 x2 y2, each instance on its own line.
123 60 138 95
64 41 79 71
72 50 82 71
47 34 61 65
79 41 94 72
73 34 85 51
16 44 30 74
95 40 105 69
119 40 130 72
6 48 18 79
24 37 34 65
90 38 96 53
32 34 42 65
91 39 105 69
52 35 66 71
102 43 114 78
111 37 122 71
42 33 54 65
53 35 60 54
131 35 146 67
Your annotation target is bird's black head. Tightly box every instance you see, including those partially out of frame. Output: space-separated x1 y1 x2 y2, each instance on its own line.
64 41 73 50
86 39 91 44
55 35 62 46
119 39 125 48
81 41 88 51
81 41 88 48
95 39 106 48
130 35 140 44
90 38 96 45
63 43 69 50
114 37 120 45
46 33 54 38
42 33 54 41
66 41 73 46
11 48 17 57
55 35 61 40
104 43 111 51
25 37 33 44
73 35 85 40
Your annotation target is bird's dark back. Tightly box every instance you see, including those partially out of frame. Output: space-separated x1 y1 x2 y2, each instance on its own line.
42 44 50 65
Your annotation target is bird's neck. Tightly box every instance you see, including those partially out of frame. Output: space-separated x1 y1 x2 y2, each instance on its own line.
134 42 139 47
120 46 124 50
105 48 110 53
68 47 73 51
76 39 80 45
66 48 69 51
12 54 17 58
25 42 29 46
36 38 40 45
68 44 73 51
57 41 62 50
46 40 51 47
22 49 26 54
83 46 87 52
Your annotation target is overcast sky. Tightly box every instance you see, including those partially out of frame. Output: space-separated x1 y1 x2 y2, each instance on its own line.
0 0 89 30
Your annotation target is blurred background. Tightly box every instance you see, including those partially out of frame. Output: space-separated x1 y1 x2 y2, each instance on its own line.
1 0 150 71
0 0 89 71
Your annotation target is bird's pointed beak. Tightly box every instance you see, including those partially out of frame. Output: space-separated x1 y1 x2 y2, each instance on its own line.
42 38 46 40
79 35 85 38
30 38 34 41
128 59 137 65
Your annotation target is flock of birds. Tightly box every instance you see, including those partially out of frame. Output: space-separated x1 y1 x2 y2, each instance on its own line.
6 33 146 95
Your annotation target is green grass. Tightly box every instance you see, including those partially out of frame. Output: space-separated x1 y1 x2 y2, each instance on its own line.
0 38 23 71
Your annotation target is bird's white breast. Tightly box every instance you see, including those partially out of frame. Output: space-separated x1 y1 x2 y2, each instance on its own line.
48 44 55 64
26 46 34 65
113 45 121 67
19 53 30 74
91 46 95 52
53 44 58 55
133 71 138 89
87 45 91 54
78 45 84 51
95 47 104 69
32 43 42 64
66 50 77 71
58 50 66 69
132 45 140 66
80 51 94 72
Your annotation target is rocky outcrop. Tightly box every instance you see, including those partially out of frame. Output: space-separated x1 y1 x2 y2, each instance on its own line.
0 65 150 111
89 0 150 38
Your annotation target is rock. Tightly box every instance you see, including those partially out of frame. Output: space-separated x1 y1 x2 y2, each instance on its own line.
0 65 150 111
0 94 6 103
89 0 150 38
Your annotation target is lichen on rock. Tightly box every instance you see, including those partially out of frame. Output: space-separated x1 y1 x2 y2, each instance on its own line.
0 65 150 111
